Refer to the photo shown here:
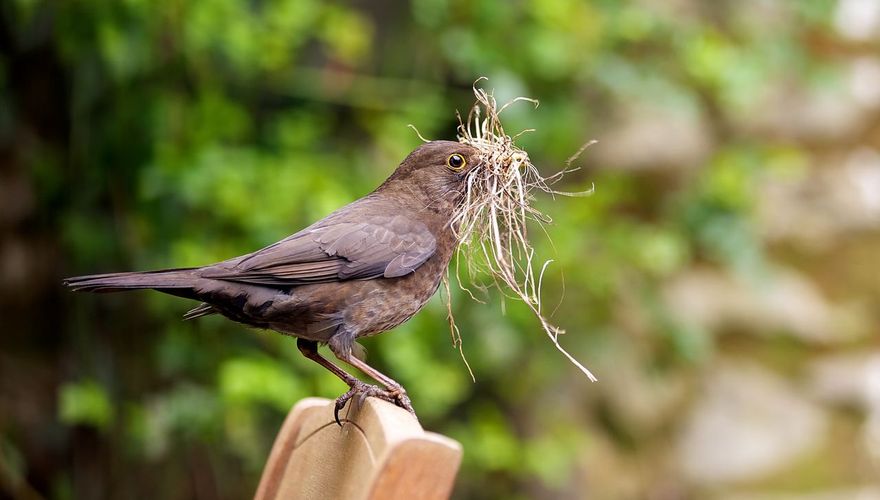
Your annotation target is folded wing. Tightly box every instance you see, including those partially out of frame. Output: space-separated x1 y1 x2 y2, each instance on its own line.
200 215 436 286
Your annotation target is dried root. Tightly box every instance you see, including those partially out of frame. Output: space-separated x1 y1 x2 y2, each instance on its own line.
452 79 598 382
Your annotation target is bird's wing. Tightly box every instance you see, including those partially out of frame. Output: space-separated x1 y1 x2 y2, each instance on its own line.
200 215 436 286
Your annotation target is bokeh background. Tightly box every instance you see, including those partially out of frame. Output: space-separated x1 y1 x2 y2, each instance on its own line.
2 0 880 498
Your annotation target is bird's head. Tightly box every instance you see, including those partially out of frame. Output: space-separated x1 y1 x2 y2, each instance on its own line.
378 140 482 212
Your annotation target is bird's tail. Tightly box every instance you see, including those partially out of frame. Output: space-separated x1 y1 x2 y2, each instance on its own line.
64 268 199 293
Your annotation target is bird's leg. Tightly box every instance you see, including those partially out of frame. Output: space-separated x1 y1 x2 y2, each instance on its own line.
296 338 361 387
329 345 415 418
296 339 397 425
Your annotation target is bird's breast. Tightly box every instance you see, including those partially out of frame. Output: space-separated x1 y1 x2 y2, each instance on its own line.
343 242 452 337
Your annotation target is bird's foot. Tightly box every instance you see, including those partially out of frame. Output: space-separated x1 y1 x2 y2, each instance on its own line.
386 386 415 418
333 381 417 425
334 380 395 426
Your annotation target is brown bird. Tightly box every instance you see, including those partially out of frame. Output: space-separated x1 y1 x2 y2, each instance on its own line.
65 140 480 423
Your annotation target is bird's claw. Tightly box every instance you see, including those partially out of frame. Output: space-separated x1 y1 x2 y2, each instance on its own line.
387 386 416 418
334 381 394 426
333 381 417 426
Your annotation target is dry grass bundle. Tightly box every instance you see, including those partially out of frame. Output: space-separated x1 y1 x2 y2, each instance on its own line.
451 80 598 382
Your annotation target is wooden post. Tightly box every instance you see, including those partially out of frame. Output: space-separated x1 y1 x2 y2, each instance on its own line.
255 397 463 500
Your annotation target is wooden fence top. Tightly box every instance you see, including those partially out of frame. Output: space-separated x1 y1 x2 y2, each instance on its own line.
255 397 463 500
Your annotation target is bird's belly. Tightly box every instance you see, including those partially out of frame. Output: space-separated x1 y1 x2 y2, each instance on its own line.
349 277 441 337
335 268 443 337
262 260 445 340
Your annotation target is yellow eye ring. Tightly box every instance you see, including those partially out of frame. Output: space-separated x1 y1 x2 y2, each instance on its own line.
446 153 467 171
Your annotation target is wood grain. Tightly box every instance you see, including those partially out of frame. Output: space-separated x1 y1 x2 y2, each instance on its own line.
255 397 462 500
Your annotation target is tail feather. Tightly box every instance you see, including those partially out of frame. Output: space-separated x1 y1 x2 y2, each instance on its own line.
183 302 217 320
64 268 199 292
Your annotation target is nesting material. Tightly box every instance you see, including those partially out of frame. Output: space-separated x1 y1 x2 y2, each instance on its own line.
452 81 598 382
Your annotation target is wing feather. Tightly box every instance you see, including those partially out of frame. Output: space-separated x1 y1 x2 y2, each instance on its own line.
200 214 436 286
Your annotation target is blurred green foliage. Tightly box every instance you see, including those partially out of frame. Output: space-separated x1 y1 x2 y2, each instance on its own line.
4 0 876 498
59 380 113 431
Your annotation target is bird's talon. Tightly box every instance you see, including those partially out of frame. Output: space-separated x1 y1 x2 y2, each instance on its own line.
357 390 372 407
334 381 398 426
384 386 414 416
396 394 416 417
334 398 347 427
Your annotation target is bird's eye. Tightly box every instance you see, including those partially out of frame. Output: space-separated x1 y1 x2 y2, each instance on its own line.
446 153 467 171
